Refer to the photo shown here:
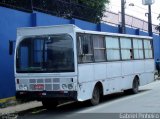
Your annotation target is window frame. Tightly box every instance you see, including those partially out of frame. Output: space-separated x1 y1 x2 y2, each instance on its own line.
92 35 107 62
143 39 153 59
132 38 144 60
105 36 121 61
77 33 94 63
120 37 133 60
76 33 153 64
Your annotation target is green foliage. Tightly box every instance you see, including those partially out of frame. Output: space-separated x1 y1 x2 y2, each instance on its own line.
78 0 110 23
156 14 160 32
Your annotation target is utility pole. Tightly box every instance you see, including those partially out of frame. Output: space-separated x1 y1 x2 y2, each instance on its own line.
121 0 126 34
142 0 155 36
148 5 152 36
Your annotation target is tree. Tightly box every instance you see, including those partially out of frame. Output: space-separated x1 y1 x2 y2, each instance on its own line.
156 15 160 34
77 0 110 23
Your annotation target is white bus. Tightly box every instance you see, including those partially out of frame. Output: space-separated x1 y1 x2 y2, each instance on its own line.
15 24 155 108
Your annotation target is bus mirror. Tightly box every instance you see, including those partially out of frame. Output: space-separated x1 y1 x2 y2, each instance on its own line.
9 40 13 55
83 44 89 54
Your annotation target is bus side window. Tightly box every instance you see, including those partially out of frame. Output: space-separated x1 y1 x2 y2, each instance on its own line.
78 34 93 63
133 39 144 59
120 37 132 60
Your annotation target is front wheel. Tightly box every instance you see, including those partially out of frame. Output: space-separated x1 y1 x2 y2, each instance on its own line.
90 86 100 106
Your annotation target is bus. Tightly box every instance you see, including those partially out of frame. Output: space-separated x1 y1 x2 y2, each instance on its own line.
15 24 155 108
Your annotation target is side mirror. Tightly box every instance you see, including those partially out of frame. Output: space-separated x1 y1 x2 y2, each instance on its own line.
9 40 14 55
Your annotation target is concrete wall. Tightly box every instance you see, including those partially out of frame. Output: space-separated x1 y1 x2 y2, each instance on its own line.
0 6 160 99
0 7 32 99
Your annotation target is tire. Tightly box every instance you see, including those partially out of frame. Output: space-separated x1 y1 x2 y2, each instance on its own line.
124 79 139 94
90 86 100 106
42 100 58 110
131 79 139 94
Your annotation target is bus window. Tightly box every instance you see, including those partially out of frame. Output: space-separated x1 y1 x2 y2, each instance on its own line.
120 37 132 60
78 34 93 63
133 39 144 59
144 40 153 59
93 35 106 62
105 36 120 61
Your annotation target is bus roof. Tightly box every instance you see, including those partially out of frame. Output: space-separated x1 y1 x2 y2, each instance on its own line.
17 24 152 39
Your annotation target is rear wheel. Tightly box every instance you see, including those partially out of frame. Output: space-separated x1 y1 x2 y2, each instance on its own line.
42 100 58 110
124 78 139 94
90 86 100 105
131 79 139 94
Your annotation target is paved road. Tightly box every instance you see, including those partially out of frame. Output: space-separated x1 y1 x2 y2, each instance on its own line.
17 80 160 119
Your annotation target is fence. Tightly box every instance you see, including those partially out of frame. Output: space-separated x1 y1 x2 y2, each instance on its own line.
102 11 159 34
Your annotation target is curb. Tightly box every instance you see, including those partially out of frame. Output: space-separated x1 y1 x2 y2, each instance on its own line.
0 101 42 114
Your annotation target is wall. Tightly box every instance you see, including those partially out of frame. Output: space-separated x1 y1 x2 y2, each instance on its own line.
0 6 32 99
0 6 160 99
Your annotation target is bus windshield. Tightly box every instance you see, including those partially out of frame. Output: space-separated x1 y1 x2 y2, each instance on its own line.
16 34 74 73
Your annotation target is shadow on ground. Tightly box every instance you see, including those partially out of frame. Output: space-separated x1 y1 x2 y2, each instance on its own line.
17 89 151 119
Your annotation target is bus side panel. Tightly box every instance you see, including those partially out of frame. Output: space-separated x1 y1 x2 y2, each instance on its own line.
139 73 154 86
94 63 107 82
106 62 122 78
133 60 145 74
144 60 155 72
121 61 137 90
105 62 122 94
140 59 155 86
77 64 95 101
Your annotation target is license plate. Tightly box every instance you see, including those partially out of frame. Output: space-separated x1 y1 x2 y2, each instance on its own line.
34 84 44 89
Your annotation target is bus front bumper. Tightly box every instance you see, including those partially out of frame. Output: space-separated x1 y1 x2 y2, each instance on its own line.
16 91 77 101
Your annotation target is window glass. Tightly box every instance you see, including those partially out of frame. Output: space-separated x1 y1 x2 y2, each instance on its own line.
133 40 138 49
94 50 106 61
138 40 143 49
144 40 151 49
120 37 132 49
78 34 93 63
106 37 119 48
133 39 144 59
144 39 152 58
121 50 131 60
106 36 120 60
93 35 106 62
139 50 144 59
107 50 120 60
16 34 74 73
120 37 132 60
134 49 139 59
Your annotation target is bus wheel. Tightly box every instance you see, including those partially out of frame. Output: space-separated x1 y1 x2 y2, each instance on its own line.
131 79 139 94
124 78 139 94
42 100 58 110
90 86 100 105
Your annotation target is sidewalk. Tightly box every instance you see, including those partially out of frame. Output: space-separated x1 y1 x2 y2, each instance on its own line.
0 101 42 114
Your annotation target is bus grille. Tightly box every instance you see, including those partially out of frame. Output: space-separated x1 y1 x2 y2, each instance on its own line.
29 79 60 91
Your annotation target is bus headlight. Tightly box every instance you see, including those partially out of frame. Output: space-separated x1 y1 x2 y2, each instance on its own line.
62 84 67 90
18 84 28 91
23 85 28 90
18 85 23 90
68 84 73 90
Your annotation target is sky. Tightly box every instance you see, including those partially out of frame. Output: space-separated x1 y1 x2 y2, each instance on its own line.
108 0 160 25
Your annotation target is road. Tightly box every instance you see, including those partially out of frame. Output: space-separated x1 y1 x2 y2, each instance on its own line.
17 80 160 119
